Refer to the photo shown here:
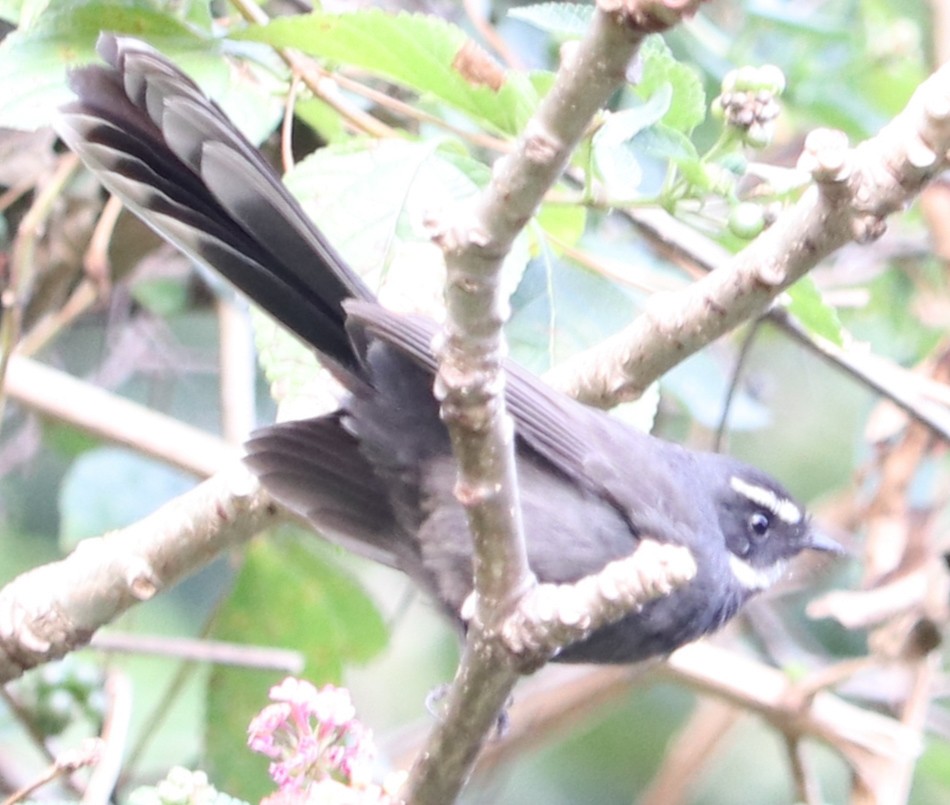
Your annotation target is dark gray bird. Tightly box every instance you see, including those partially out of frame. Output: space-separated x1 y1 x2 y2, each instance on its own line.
57 34 840 663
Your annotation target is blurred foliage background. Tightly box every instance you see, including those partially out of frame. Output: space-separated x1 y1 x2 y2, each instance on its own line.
0 0 948 802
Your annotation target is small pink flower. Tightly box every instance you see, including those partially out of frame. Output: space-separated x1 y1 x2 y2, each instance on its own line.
311 685 356 727
248 677 379 795
248 703 292 757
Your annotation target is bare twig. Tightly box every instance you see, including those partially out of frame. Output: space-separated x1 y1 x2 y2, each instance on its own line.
84 672 131 805
0 153 81 426
638 698 742 805
500 541 696 660
658 643 921 800
1 739 102 805
783 733 822 805
228 0 396 139
90 633 304 672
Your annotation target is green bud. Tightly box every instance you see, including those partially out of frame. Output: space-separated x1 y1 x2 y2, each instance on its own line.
721 68 739 93
735 65 759 92
729 202 766 239
744 121 774 149
758 64 786 95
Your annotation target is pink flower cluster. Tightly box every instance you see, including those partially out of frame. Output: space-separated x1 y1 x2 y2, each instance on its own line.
248 677 381 798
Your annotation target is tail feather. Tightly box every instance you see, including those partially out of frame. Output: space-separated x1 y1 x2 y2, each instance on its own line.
57 34 374 377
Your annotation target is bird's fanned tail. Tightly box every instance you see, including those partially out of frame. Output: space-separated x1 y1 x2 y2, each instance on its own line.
56 35 373 378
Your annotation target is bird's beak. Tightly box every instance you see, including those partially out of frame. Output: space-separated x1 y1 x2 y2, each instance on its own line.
804 527 846 555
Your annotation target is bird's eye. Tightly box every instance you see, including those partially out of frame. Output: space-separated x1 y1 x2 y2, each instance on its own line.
748 511 771 538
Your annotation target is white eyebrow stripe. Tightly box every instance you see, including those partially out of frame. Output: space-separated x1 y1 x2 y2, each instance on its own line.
730 476 803 524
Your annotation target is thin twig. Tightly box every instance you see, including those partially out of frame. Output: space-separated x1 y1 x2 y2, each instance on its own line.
90 632 303 671
228 0 396 139
714 318 763 453
0 153 80 428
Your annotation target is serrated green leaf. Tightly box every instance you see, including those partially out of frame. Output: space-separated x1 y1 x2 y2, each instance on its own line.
633 124 698 165
635 35 705 133
283 139 483 282
206 536 387 798
0 0 206 131
0 0 283 138
508 2 593 37
786 277 844 346
233 10 540 135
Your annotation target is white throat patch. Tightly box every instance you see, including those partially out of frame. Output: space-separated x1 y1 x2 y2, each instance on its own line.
730 476 803 525
729 554 786 592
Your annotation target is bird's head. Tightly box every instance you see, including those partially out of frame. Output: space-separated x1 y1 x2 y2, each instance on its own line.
707 460 842 594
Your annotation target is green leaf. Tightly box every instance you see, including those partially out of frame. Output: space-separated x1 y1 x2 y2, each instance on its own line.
597 89 672 146
206 536 387 799
591 90 670 201
0 0 203 131
508 257 643 372
283 139 483 280
635 35 705 133
508 2 593 38
253 138 532 415
58 447 193 549
0 0 283 139
217 535 388 676
233 10 542 135
785 277 844 346
535 200 587 251
294 96 348 144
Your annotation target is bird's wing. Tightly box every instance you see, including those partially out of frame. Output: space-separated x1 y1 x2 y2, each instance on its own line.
343 301 684 537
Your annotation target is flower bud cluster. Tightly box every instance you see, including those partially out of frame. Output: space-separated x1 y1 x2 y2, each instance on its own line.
713 64 786 148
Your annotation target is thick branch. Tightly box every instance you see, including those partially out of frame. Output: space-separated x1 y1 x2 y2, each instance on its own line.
409 2 706 801
0 465 278 682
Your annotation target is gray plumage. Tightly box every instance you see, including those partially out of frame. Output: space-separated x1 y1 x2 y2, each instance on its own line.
57 34 839 663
